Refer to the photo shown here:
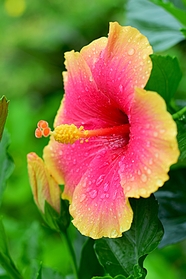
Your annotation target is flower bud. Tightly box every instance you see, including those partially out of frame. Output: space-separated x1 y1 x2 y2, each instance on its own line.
27 152 61 215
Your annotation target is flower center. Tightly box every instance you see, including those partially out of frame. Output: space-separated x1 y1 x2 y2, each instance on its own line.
53 123 130 144
35 120 130 144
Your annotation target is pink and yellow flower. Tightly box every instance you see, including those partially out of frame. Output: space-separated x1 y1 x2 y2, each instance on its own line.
27 22 179 239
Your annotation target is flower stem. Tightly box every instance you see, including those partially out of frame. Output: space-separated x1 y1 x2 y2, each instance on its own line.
62 230 79 279
172 106 186 120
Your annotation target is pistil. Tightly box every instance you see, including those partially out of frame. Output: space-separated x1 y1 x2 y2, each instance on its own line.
52 123 130 144
35 120 130 144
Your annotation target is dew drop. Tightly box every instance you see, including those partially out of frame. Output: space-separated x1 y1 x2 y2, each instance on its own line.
149 158 153 165
89 189 97 199
156 179 163 186
160 129 165 134
119 84 123 92
143 54 147 59
146 141 151 147
100 193 105 199
147 168 151 174
96 175 105 186
80 194 86 203
103 183 109 192
141 174 147 182
128 48 135 56
113 190 117 200
130 176 134 181
140 188 147 195
138 170 141 175
110 229 118 238
126 186 131 191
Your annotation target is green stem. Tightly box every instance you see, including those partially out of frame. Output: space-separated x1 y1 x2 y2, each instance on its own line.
62 230 79 279
0 253 24 279
172 106 186 120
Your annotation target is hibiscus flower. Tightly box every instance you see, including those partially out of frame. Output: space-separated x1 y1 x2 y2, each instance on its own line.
27 22 179 239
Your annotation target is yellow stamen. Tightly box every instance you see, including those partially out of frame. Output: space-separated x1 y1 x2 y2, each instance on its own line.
52 123 130 144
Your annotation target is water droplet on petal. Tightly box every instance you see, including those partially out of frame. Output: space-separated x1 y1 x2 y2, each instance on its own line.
156 179 163 186
126 186 131 191
110 229 118 238
149 158 153 165
140 188 147 195
128 48 135 56
100 193 105 199
160 129 165 134
96 175 105 186
141 174 147 182
89 189 97 199
103 183 109 192
147 168 151 174
119 84 123 92
80 194 86 202
113 190 117 200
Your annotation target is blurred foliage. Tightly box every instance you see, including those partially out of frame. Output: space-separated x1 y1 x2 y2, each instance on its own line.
0 0 186 278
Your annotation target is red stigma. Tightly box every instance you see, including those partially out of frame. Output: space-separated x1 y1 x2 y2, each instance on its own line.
35 120 51 138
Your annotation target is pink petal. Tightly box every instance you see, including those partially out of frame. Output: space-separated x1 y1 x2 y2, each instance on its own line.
88 22 153 113
119 88 180 198
43 131 129 203
69 151 133 239
55 49 128 131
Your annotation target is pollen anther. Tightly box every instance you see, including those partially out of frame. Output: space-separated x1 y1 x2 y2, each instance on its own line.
52 124 86 144
52 123 130 144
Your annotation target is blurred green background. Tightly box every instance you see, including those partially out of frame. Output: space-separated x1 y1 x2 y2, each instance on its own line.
1 0 186 278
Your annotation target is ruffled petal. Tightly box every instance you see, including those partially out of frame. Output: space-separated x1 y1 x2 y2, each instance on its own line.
55 49 128 130
44 132 129 203
27 152 61 213
69 152 133 239
119 88 179 198
90 22 153 113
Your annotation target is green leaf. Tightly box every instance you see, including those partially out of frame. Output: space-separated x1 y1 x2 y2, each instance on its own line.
0 131 14 205
41 267 64 279
155 168 186 247
79 238 104 279
125 0 184 51
150 0 186 26
176 120 186 167
0 218 23 279
94 195 163 279
91 265 151 279
145 55 182 105
35 263 42 279
92 275 127 279
181 28 186 37
0 96 9 141
29 261 65 279
43 199 70 232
